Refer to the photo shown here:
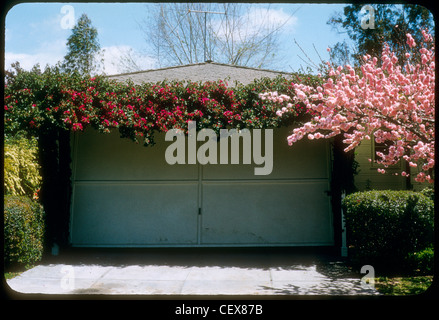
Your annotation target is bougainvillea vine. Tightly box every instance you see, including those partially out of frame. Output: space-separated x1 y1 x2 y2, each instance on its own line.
4 69 322 146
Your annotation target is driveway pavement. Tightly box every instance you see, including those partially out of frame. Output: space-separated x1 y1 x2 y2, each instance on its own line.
6 247 380 296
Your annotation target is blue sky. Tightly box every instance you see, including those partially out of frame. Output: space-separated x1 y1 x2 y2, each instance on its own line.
4 2 354 75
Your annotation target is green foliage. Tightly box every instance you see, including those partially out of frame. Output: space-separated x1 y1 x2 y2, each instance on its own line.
62 13 101 75
406 246 434 275
4 135 41 197
4 195 45 269
375 275 433 295
328 4 435 66
342 190 434 273
4 64 102 136
420 187 434 201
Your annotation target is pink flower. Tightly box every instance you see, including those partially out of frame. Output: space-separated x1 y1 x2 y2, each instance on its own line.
296 90 306 100
406 33 416 48
262 30 434 183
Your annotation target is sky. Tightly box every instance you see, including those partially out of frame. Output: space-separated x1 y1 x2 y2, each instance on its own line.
4 2 356 75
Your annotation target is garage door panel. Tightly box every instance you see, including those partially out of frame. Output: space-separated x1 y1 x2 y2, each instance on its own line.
202 127 329 180
71 183 198 246
74 129 198 181
201 181 333 245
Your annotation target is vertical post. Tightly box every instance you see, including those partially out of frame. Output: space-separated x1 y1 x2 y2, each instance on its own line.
204 11 207 62
340 191 348 257
187 9 225 62
58 129 72 246
197 160 202 245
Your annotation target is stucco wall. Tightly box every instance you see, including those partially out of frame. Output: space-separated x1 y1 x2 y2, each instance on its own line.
354 139 430 191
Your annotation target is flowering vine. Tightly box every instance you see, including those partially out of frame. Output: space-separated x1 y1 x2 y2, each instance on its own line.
4 69 322 147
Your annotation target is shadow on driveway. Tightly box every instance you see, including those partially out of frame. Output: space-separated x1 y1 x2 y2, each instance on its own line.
6 247 380 296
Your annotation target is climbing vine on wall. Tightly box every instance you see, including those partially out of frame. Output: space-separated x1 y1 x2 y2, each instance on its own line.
4 65 322 145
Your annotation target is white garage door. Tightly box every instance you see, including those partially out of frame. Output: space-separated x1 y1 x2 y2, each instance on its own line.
70 127 333 247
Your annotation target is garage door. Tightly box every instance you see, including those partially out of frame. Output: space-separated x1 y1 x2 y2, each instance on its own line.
70 127 333 247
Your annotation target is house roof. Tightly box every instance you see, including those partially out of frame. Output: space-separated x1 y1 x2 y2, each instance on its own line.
107 61 294 86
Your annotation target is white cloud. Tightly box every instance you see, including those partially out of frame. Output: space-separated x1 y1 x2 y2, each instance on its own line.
244 8 298 40
212 7 297 43
5 43 156 75
5 39 66 71
100 45 157 75
5 47 64 71
247 7 297 31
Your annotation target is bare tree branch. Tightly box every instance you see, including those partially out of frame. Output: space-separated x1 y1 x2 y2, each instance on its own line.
134 3 292 69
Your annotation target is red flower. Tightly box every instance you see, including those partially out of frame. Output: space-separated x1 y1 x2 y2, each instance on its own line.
73 123 83 131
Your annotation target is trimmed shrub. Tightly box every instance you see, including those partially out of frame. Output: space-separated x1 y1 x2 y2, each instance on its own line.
342 190 434 273
4 195 45 269
420 187 434 202
406 246 434 275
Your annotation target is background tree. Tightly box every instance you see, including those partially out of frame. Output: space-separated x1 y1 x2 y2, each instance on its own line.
137 3 293 69
327 4 434 67
62 13 102 75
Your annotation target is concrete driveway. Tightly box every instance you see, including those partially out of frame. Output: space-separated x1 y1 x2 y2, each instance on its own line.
6 247 379 296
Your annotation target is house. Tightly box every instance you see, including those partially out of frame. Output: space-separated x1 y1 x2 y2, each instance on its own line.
69 61 421 249
105 61 293 86
354 138 429 191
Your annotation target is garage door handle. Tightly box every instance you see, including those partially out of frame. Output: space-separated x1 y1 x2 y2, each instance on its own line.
324 190 332 196
198 208 202 216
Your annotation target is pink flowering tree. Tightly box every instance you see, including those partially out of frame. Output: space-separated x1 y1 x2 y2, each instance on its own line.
260 30 434 183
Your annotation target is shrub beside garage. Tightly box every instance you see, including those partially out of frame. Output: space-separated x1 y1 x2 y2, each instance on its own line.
4 195 45 270
4 134 45 270
342 189 434 274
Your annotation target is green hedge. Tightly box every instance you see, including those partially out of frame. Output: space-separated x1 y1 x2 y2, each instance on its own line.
406 246 434 275
342 190 434 273
420 187 434 201
4 195 45 269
